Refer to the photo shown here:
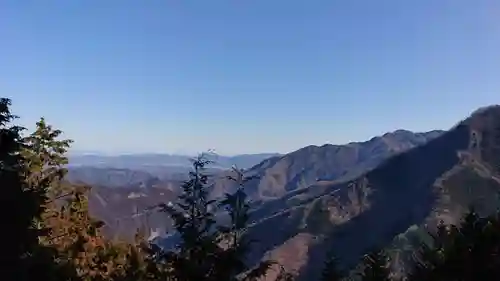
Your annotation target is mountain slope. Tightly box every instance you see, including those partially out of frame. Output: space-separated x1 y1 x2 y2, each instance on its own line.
243 105 500 280
211 130 443 202
88 185 178 240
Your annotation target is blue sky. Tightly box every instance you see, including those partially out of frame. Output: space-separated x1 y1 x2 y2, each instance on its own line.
1 1 499 155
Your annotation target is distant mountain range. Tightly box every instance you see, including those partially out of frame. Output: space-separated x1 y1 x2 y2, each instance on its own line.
68 152 280 170
66 152 280 188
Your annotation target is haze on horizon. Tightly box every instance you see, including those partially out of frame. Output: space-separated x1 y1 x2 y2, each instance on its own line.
2 1 499 155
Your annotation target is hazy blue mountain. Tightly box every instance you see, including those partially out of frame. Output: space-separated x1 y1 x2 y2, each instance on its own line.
66 152 280 189
67 152 280 170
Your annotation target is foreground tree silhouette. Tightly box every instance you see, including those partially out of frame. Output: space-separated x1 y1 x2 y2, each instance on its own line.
22 117 154 281
408 208 500 281
155 156 274 281
155 154 220 281
0 99 71 281
21 117 73 193
215 165 274 281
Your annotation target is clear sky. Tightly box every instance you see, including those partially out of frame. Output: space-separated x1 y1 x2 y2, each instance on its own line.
1 1 499 155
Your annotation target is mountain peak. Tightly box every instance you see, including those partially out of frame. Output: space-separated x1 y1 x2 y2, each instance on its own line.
469 104 500 118
465 104 500 129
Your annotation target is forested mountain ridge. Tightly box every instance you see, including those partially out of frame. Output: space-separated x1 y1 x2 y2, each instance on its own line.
210 129 443 202
240 105 500 280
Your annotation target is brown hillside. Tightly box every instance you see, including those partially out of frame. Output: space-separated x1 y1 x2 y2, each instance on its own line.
88 185 177 240
243 105 500 281
211 130 442 203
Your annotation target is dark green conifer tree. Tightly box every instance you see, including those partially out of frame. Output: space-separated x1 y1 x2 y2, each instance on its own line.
155 155 275 281
21 117 73 193
408 208 500 281
21 117 144 281
0 98 68 281
157 153 220 281
214 165 274 281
